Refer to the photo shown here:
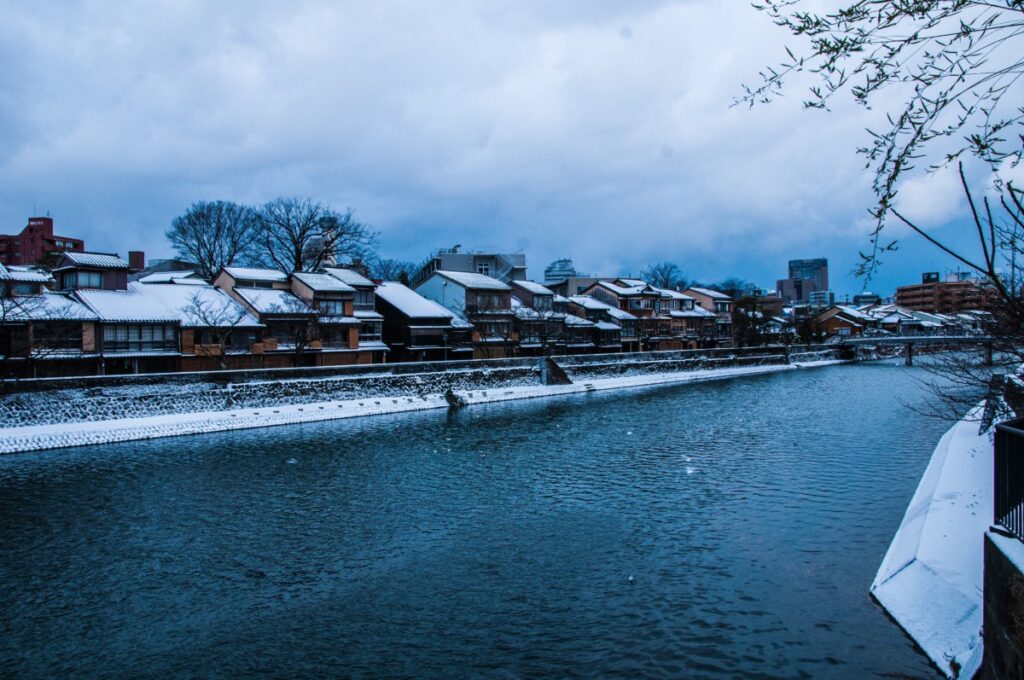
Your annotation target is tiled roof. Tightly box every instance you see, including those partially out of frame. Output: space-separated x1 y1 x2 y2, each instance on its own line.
375 282 455 319
323 267 374 288
292 271 355 293
223 267 289 283
233 287 315 316
60 252 129 269
433 270 510 290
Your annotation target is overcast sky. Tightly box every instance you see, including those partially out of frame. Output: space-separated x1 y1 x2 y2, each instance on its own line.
0 1 992 295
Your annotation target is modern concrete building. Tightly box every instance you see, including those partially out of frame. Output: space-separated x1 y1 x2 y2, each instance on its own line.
409 246 527 288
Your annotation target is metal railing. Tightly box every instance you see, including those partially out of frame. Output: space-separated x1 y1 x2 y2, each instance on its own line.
995 418 1024 541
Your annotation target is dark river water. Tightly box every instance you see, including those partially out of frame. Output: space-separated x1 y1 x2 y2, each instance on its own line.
0 362 956 678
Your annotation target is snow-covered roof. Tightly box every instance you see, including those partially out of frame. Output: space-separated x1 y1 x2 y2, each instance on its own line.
567 295 606 310
432 270 511 290
2 292 97 321
136 270 203 284
553 294 569 304
564 313 594 327
594 321 620 331
375 282 455 319
591 281 650 297
835 305 874 322
127 282 262 328
0 263 51 283
686 287 731 300
616 278 648 287
353 309 383 320
670 308 715 318
323 267 374 288
223 266 289 283
606 307 636 321
292 271 355 293
233 287 314 316
450 317 474 329
512 279 555 296
567 294 638 320
75 287 180 323
59 252 129 270
657 288 695 301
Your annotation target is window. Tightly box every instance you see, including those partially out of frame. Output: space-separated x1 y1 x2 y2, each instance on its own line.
34 321 82 350
319 299 344 315
102 324 177 352
79 271 103 288
476 263 491 276
353 290 374 310
321 327 349 348
359 321 382 342
477 294 504 309
476 321 509 338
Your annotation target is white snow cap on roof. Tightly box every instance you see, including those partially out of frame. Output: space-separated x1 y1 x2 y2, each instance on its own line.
376 282 455 319
323 267 374 288
128 282 262 327
76 287 180 323
512 280 554 295
616 278 648 287
0 263 51 283
136 271 203 284
234 287 314 315
657 288 695 301
687 287 731 300
567 295 606 310
61 252 129 269
4 292 97 321
433 270 510 290
292 271 355 293
223 266 289 283
567 294 638 320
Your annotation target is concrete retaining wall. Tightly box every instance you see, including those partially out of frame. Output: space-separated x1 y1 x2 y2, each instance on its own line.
0 346 843 430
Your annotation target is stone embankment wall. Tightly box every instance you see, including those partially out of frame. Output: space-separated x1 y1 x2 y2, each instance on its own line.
0 346 842 430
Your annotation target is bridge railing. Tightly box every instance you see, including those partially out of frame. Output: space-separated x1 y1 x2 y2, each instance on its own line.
995 418 1024 542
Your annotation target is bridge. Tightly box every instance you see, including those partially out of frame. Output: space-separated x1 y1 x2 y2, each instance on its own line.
834 335 995 366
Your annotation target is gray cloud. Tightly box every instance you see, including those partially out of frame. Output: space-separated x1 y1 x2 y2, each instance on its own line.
0 0 971 293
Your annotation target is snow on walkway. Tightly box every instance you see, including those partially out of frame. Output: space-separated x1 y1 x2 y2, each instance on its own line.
870 405 991 679
0 361 841 454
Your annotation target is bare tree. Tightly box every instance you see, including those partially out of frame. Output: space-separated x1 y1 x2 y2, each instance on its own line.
641 261 688 290
183 290 253 370
890 168 1024 421
371 257 417 284
251 197 378 273
0 293 86 383
166 201 258 279
264 294 321 365
740 1 1024 275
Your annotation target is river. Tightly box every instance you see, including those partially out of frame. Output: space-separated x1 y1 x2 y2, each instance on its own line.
0 362 958 678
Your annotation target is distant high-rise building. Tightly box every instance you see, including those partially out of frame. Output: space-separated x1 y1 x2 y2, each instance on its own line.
776 257 829 303
544 258 578 284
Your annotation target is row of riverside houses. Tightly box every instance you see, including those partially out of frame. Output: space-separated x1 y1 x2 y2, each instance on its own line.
0 249 735 378
812 302 993 339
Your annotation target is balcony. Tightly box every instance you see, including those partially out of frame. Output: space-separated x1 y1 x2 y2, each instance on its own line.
995 418 1024 542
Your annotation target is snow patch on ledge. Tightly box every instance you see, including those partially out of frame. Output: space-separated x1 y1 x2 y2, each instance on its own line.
870 404 991 679
0 362 850 455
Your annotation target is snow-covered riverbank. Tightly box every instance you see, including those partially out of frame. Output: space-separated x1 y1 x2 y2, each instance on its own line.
0 360 842 454
870 404 991 679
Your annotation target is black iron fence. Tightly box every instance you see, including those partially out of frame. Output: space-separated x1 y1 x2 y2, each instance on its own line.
995 418 1024 541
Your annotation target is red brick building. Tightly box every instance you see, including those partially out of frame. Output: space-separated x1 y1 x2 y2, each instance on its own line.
0 217 85 266
896 276 996 314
